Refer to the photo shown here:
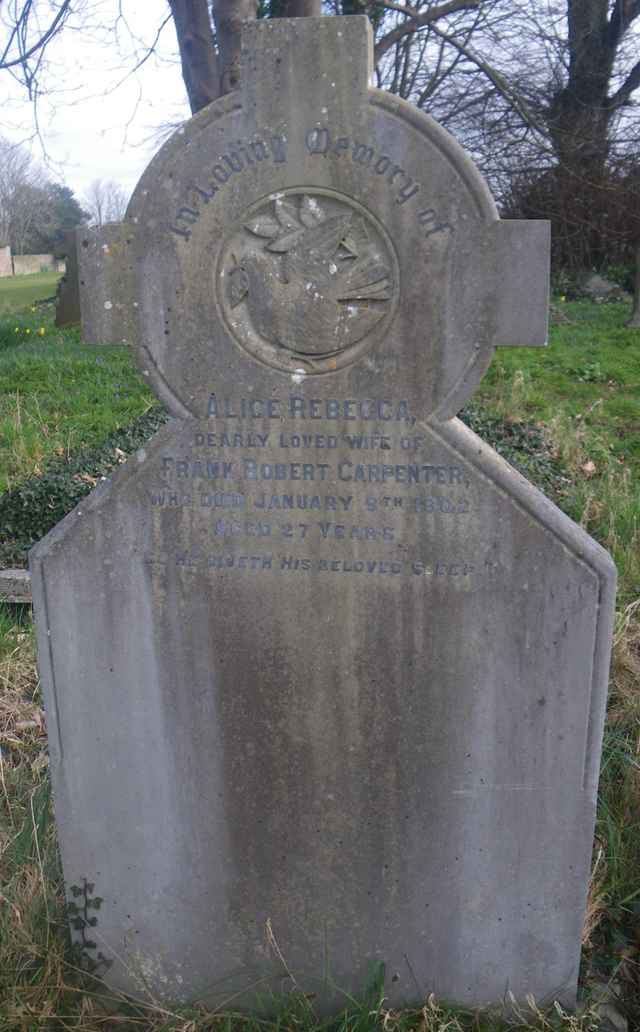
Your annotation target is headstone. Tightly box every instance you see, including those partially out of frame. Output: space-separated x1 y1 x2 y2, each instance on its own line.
55 230 81 328
0 568 31 603
77 224 138 345
31 17 615 1011
581 272 631 304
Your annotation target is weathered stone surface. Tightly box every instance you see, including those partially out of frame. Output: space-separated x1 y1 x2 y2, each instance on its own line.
125 17 550 421
492 220 549 346
31 16 615 1013
55 230 81 327
0 568 31 603
78 224 137 345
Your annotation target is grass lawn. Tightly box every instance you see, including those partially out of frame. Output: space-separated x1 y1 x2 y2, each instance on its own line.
478 301 640 473
0 270 62 313
0 295 639 1029
0 314 155 496
0 271 154 496
477 300 640 608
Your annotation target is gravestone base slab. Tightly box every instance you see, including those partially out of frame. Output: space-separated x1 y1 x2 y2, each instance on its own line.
31 416 615 1008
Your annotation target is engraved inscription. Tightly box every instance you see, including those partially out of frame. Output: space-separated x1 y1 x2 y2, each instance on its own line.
145 395 478 579
168 126 452 245
169 134 287 239
218 190 399 374
167 552 475 577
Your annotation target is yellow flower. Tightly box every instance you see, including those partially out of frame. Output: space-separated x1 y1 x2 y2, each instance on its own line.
14 327 19 333
37 326 45 336
30 307 36 313
25 328 31 334
560 294 566 302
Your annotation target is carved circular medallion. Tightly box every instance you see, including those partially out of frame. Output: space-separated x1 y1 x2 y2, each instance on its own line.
217 188 399 375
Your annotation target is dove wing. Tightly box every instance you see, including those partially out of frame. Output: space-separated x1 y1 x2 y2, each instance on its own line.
282 215 352 283
335 257 393 302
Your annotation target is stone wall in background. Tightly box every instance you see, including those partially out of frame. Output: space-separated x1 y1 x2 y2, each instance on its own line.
0 250 66 277
12 253 61 276
0 245 11 277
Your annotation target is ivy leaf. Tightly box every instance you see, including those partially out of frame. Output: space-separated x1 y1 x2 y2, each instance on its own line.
275 197 301 232
245 214 281 237
299 195 323 228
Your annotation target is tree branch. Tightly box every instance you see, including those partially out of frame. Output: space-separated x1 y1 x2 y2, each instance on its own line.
374 0 480 63
608 0 640 51
608 56 640 109
0 0 73 72
379 7 545 137
107 14 174 96
273 0 323 15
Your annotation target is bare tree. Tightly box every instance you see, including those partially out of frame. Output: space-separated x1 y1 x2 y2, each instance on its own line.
2 2 637 151
0 136 48 253
1 0 484 113
372 0 640 300
547 1 640 176
2 1 640 301
84 179 129 227
0 138 31 246
373 2 640 184
0 136 87 252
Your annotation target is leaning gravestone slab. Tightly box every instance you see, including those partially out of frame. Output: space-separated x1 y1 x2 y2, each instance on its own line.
31 16 615 1011
55 229 81 328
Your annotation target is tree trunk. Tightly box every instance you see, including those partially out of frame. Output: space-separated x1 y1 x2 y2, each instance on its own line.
628 242 640 327
272 0 322 15
169 0 221 113
545 0 618 177
213 0 259 95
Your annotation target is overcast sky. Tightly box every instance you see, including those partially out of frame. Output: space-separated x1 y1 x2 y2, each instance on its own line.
1 0 191 207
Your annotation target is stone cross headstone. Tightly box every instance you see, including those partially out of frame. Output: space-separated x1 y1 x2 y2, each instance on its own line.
31 17 615 1011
